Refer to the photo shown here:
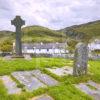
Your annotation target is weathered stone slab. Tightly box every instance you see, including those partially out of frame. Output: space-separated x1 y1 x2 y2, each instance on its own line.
73 43 88 76
75 83 96 95
1 76 21 94
87 81 100 90
46 66 73 76
30 94 53 100
4 55 12 60
24 54 32 60
31 70 58 86
75 82 100 100
12 71 46 91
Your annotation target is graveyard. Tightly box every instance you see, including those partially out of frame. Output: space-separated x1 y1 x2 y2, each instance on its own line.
0 16 100 100
0 1 100 100
0 57 100 100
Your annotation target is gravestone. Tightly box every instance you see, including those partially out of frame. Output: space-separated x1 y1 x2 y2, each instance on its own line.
75 81 100 100
11 16 25 57
1 76 21 94
31 70 59 86
12 71 46 91
24 54 32 60
46 66 73 76
73 42 88 76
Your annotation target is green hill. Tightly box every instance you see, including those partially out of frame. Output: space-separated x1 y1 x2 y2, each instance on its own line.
0 31 14 43
0 26 66 43
0 20 100 44
22 25 66 43
59 20 100 42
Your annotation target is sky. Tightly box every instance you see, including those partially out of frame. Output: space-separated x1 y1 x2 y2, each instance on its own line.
0 0 100 31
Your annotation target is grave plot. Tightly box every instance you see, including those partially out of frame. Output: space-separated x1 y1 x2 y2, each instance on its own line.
75 81 100 100
11 71 46 91
31 70 59 86
30 94 54 100
4 55 12 60
46 66 73 76
24 54 32 60
1 76 21 94
87 80 100 90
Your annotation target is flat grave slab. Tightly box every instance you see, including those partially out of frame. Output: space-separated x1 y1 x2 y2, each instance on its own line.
24 54 32 60
31 70 59 86
87 80 100 90
75 83 96 95
30 94 54 100
4 55 12 60
1 76 21 94
75 81 100 100
46 66 73 76
12 71 46 91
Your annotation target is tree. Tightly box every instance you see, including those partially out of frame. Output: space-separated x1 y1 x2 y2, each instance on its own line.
0 40 13 52
92 49 100 55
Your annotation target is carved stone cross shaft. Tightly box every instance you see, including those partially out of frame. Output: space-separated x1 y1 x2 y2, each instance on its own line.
11 16 25 56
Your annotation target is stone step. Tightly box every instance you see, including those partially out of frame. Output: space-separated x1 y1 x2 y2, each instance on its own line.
12 71 46 91
31 70 59 86
1 76 21 94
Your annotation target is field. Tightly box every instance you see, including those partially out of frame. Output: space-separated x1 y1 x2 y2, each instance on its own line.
0 57 100 100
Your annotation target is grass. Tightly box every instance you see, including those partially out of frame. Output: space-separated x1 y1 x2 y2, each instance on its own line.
0 58 71 75
0 57 100 100
86 84 97 90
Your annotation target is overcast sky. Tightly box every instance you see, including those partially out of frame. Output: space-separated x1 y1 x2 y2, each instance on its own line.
0 0 100 31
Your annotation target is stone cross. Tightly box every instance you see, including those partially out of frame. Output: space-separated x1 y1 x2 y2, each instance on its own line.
11 16 25 57
73 42 88 76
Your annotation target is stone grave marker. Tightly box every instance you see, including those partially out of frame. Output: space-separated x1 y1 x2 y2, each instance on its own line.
73 42 88 76
1 76 21 94
24 54 32 60
46 66 73 76
11 16 25 57
75 83 96 95
87 81 100 90
4 55 12 60
31 70 59 86
75 81 100 100
12 71 46 91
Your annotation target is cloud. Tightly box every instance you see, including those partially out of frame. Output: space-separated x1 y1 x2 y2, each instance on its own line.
0 0 100 31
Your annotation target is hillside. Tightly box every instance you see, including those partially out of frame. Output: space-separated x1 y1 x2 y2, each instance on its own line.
59 20 100 42
0 20 100 44
22 25 66 43
0 31 14 43
0 26 66 43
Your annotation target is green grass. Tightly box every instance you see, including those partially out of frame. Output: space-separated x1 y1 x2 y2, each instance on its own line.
0 58 100 100
0 58 70 75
